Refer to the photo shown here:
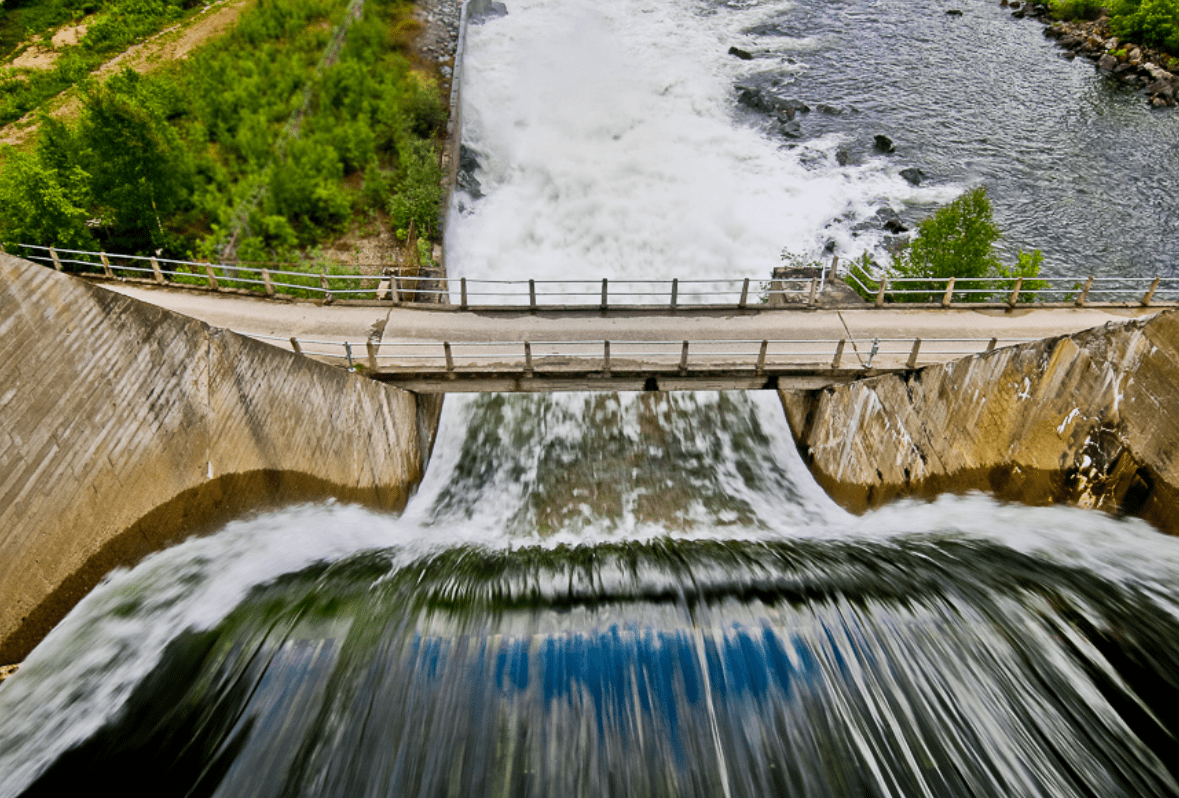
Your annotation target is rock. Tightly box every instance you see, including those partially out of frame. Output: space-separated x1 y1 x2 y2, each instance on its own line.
816 103 842 115
778 107 796 121
1012 8 1026 19
873 134 896 153
946 9 963 15
1147 79 1176 99
1000 0 1008 6
1009 0 1020 9
457 145 485 199
1058 35 1082 49
469 0 507 24
836 148 852 166
1152 95 1169 108
1104 36 1119 50
1129 48 1143 65
780 119 803 138
883 218 909 234
900 167 925 186
728 46 754 60
1098 53 1118 71
1044 24 1063 39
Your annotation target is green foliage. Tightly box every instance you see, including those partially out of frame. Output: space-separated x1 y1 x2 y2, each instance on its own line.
844 187 1046 304
1110 0 1179 52
1048 0 1106 20
0 145 94 250
389 139 444 239
5 0 448 261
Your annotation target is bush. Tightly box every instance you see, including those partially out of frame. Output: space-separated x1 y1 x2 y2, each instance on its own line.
0 146 94 251
389 139 444 239
1110 0 1179 52
845 187 1045 304
1049 0 1106 20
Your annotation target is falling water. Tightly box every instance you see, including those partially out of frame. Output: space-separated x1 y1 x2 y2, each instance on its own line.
4 0 1179 795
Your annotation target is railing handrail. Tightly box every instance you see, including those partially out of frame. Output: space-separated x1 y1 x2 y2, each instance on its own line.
17 243 1179 309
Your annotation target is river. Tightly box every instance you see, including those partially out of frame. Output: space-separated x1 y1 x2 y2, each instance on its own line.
3 0 1179 795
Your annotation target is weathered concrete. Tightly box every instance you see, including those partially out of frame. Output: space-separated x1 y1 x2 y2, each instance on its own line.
0 253 441 663
780 309 1179 534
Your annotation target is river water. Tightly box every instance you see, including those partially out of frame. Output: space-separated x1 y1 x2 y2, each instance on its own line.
4 0 1179 795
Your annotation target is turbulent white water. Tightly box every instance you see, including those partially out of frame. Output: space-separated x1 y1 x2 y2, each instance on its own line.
447 0 955 283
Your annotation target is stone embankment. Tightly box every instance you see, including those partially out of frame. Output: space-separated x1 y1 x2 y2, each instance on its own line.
1012 3 1179 108
0 253 441 664
780 309 1179 534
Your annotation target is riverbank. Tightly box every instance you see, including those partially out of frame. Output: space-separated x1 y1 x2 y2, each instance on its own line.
1010 2 1179 108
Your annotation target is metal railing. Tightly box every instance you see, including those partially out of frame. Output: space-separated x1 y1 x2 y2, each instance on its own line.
22 244 1177 310
18 245 826 308
842 269 1179 308
238 333 1038 374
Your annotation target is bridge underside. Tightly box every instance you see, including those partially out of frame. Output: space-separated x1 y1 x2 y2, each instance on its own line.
372 366 876 393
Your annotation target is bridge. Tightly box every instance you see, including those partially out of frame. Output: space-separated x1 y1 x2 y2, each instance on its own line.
19 245 1173 392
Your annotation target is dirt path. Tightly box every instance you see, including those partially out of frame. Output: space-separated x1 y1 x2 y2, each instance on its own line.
0 0 254 148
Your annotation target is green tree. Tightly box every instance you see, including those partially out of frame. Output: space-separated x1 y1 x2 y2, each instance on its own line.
77 70 193 250
389 139 444 239
0 147 94 251
1110 0 1179 52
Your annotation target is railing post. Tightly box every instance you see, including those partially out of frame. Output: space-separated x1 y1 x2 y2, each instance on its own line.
443 341 454 373
603 340 611 374
808 277 818 306
941 277 955 308
262 268 276 297
986 337 997 353
671 278 678 310
907 337 922 369
739 277 750 309
461 277 468 310
289 337 303 355
320 270 330 295
529 279 537 311
366 340 379 371
1075 276 1093 307
875 277 887 308
205 264 219 290
756 339 768 374
524 341 533 375
865 338 880 369
832 338 846 368
49 246 62 271
344 342 354 369
391 274 401 305
680 340 689 373
1142 276 1161 307
150 257 164 285
1007 277 1023 308
601 278 608 311
100 252 113 278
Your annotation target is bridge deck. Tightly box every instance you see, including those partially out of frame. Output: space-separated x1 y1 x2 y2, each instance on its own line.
98 281 1162 392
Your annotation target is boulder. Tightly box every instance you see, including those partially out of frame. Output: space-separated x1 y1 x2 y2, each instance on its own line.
816 103 842 115
873 134 896 153
780 119 803 138
469 0 508 24
1098 53 1118 71
836 148 852 166
946 9 963 15
728 46 754 60
1146 80 1176 99
900 167 925 186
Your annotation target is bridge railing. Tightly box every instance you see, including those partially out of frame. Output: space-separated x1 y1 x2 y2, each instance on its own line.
842 269 1179 307
16 245 828 308
238 333 1039 374
22 244 1179 309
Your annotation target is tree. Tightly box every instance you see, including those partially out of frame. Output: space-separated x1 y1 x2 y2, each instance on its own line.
0 147 94 251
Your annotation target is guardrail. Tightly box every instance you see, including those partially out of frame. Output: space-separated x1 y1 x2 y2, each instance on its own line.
22 243 1178 310
17 244 824 308
240 333 1037 375
841 269 1179 308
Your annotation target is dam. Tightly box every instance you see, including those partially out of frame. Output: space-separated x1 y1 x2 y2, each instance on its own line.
4 0 1179 795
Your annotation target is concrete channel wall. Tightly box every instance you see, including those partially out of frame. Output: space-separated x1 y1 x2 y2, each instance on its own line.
0 253 441 663
780 309 1179 534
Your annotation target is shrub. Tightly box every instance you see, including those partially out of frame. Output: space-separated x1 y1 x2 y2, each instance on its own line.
1110 0 1179 53
0 146 94 251
389 139 444 239
1049 0 1106 20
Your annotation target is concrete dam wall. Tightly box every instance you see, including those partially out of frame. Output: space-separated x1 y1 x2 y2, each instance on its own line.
0 253 440 664
780 309 1179 535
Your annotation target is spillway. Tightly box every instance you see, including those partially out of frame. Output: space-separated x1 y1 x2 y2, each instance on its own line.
4 0 1179 795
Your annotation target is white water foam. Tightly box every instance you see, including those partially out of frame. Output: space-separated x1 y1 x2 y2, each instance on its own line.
447 0 953 285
